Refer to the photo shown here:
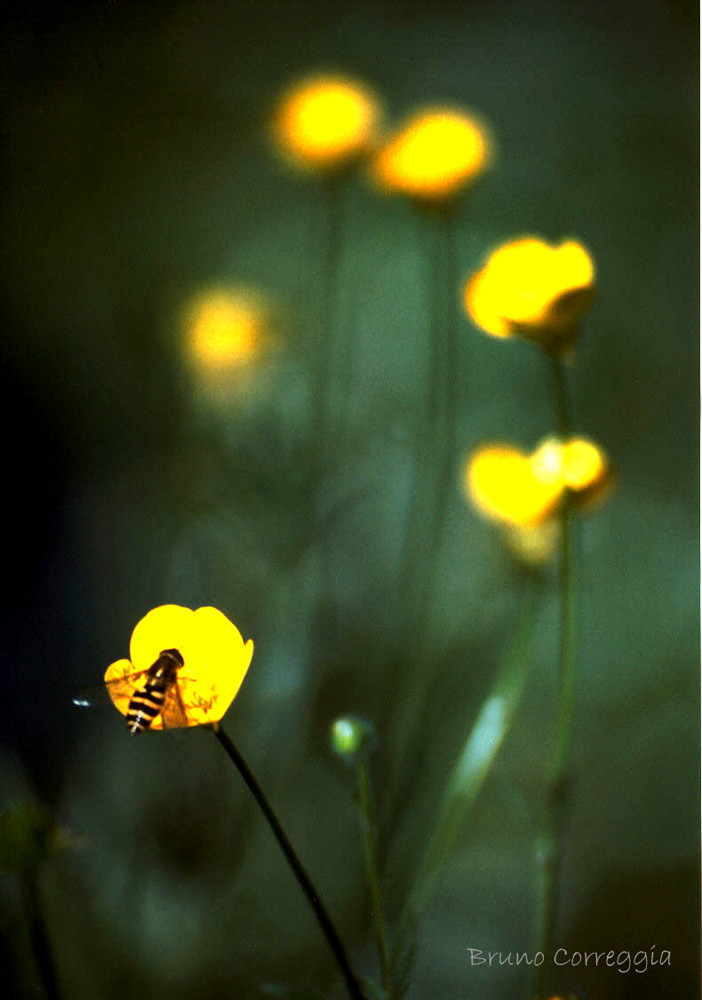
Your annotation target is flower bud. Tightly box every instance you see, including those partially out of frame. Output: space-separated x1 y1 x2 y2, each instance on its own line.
330 715 375 762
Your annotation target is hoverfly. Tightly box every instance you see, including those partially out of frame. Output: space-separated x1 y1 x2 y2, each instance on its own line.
74 648 192 735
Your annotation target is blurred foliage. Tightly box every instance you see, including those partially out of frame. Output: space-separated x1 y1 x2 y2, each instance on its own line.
0 0 697 998
0 801 55 877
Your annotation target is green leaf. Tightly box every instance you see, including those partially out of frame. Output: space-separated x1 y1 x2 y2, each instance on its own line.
400 579 538 930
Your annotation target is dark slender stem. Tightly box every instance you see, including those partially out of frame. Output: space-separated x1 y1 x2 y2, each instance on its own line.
211 724 365 1000
534 354 577 999
22 872 61 1000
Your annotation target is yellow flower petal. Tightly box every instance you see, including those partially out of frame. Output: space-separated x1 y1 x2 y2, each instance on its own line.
531 435 611 508
177 607 254 725
104 658 137 719
272 75 381 173
466 444 562 527
129 605 195 672
463 271 511 338
562 438 608 492
184 286 269 373
371 108 492 203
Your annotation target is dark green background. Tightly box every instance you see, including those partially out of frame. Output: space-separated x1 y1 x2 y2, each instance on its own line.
0 1 698 998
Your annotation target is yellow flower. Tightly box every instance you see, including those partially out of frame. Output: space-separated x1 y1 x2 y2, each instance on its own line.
184 285 269 373
105 605 254 731
464 237 595 350
466 443 562 528
272 74 381 174
465 437 611 564
371 108 492 206
530 436 612 510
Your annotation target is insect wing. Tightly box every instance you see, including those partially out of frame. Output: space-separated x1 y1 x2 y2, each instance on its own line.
74 660 190 731
73 668 151 710
158 678 189 729
72 683 111 709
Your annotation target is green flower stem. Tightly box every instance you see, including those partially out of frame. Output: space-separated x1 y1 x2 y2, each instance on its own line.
534 354 577 999
355 760 391 997
432 211 460 550
390 218 439 792
310 177 345 660
331 181 361 443
549 356 577 776
392 208 460 808
22 871 62 1000
311 176 344 470
412 211 460 603
211 724 365 1000
549 350 572 441
396 212 440 628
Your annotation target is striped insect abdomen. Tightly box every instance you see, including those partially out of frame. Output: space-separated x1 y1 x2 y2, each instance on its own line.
126 648 184 735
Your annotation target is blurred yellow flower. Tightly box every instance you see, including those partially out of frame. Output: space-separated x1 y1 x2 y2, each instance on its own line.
466 443 562 528
184 285 270 373
371 108 491 205
465 437 611 563
105 605 254 731
272 74 381 174
531 436 612 510
464 237 595 350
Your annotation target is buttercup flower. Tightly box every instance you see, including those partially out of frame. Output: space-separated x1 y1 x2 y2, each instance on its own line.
105 605 254 730
465 437 611 564
530 436 612 510
371 108 492 206
466 443 563 528
184 285 270 373
272 74 381 174
464 237 595 350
